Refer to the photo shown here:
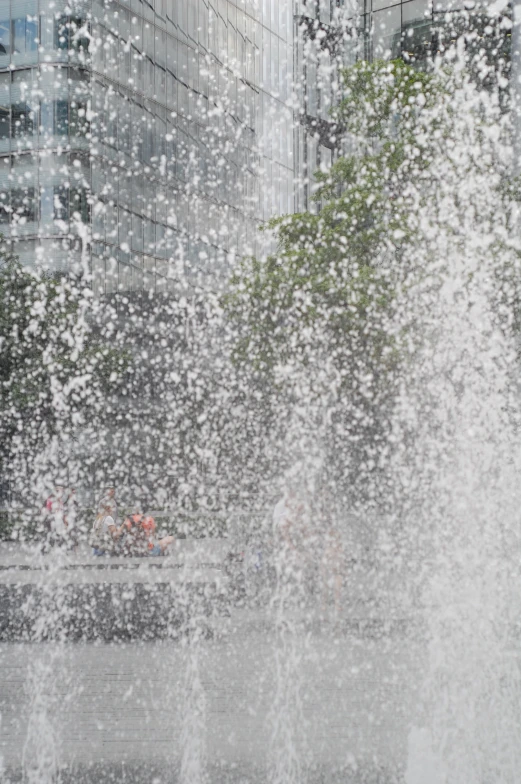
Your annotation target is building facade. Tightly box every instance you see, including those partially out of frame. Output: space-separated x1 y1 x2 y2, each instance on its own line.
295 0 511 211
0 0 295 292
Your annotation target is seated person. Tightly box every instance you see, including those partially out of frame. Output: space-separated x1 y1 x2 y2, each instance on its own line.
90 504 125 556
122 511 175 557
142 515 175 556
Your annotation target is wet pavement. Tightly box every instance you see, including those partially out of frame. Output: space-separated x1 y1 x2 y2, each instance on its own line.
0 539 426 782
0 609 425 783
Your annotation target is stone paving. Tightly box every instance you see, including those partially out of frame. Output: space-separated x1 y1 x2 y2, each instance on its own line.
0 540 426 782
0 608 425 783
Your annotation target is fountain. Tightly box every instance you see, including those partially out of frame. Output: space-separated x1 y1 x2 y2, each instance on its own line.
1 2 521 784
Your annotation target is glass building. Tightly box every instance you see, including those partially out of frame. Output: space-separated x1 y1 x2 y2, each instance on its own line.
295 0 511 211
0 0 508 284
0 0 295 292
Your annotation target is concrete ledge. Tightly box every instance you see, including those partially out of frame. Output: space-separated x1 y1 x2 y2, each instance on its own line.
0 579 229 643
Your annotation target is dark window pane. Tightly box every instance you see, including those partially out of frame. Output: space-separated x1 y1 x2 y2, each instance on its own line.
70 16 89 52
26 18 38 52
12 18 25 53
0 190 9 222
12 186 36 221
11 103 34 136
54 15 68 50
70 187 90 223
0 106 9 139
54 184 68 220
55 100 68 134
69 101 88 136
0 20 10 54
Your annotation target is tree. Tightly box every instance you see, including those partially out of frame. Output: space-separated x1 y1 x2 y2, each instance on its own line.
226 60 437 372
226 53 521 508
0 252 128 496
224 60 440 504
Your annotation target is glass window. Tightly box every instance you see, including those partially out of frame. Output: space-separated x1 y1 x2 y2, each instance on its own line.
92 254 106 297
119 7 130 40
11 15 38 53
167 71 176 108
144 218 155 252
131 101 144 160
0 105 8 139
0 16 9 54
131 46 144 92
26 16 38 51
166 32 176 73
40 101 53 136
92 203 105 241
119 43 131 83
372 0 401 11
118 101 131 154
178 82 188 117
119 207 131 242
178 0 187 32
156 64 166 102
118 261 131 291
11 103 34 137
132 212 143 250
54 15 68 50
156 29 166 67
188 0 197 40
68 16 89 52
69 100 88 136
228 15 236 61
13 18 25 53
12 186 36 222
144 21 154 57
178 41 188 84
199 1 208 48
54 185 69 220
401 0 431 62
156 0 166 21
131 0 143 16
262 27 269 88
306 56 317 116
0 192 9 222
372 5 401 59
187 48 197 91
0 72 9 140
69 188 90 223
55 100 69 135
145 56 154 94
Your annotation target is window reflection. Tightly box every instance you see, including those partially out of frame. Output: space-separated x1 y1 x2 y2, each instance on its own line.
0 0 298 290
0 19 9 54
11 103 34 136
12 16 38 54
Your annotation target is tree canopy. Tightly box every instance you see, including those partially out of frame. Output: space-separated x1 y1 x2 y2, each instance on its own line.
225 60 438 383
224 57 521 505
0 253 128 486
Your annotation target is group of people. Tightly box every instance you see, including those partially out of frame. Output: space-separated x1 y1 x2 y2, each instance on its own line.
89 487 175 557
41 484 344 612
41 485 175 558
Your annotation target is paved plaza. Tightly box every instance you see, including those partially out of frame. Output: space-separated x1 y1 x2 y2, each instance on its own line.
0 618 425 783
0 539 427 783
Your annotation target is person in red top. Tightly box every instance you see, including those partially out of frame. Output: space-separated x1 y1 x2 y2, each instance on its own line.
122 511 175 557
142 515 175 556
41 484 68 551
